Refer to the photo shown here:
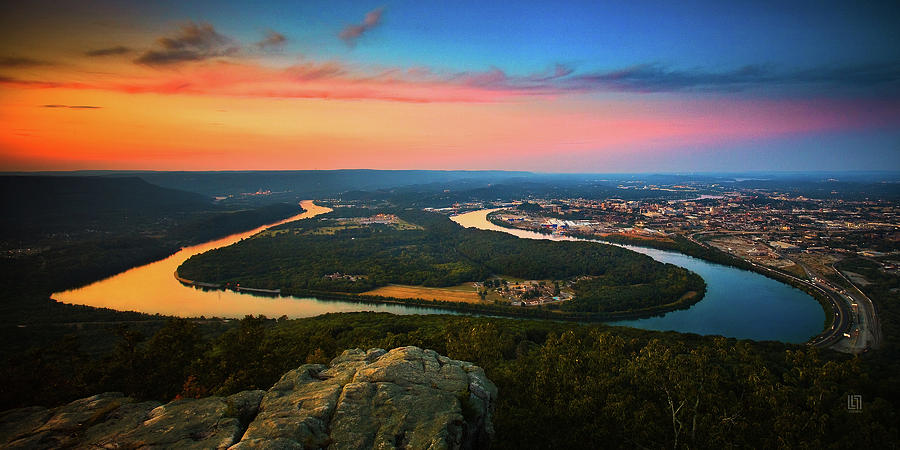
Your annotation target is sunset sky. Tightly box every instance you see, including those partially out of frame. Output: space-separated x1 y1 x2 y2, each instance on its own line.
1 0 898 172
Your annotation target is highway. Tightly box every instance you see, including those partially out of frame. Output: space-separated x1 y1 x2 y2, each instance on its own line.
788 256 880 353
805 277 852 349
744 252 882 353
831 264 882 351
742 258 854 350
685 232 868 353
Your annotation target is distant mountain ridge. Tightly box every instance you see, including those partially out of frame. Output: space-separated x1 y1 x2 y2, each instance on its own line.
0 176 211 235
6 169 898 201
25 169 533 198
0 176 301 295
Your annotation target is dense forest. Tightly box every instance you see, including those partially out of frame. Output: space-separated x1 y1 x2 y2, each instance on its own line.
178 208 704 315
2 313 895 449
0 175 210 237
0 176 304 296
0 175 307 350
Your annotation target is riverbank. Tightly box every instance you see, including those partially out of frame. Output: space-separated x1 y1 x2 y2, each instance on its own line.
487 209 837 335
460 209 824 343
174 281 707 323
174 207 706 323
55 203 822 343
50 201 350 319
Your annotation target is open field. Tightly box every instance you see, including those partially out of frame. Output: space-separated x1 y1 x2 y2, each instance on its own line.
596 232 675 244
707 235 801 272
257 216 422 238
361 283 483 303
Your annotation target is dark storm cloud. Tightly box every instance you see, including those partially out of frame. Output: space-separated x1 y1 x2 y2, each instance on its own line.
135 22 237 65
339 8 383 47
85 46 132 57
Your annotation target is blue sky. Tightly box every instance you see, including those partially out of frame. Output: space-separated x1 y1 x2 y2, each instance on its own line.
136 0 900 73
0 0 897 171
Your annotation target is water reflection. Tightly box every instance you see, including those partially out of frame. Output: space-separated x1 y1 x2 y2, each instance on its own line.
53 203 823 342
53 201 455 318
451 209 824 343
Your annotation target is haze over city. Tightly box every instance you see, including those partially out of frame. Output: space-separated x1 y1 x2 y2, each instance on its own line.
1 0 898 172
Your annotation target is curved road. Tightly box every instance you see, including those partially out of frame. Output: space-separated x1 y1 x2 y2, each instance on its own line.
689 230 874 353
831 263 882 351
740 258 851 349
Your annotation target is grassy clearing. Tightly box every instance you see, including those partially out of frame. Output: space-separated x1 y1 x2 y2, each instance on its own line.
361 283 483 303
783 263 809 279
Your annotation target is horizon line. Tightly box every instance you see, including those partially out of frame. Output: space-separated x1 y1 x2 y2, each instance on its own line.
2 169 900 176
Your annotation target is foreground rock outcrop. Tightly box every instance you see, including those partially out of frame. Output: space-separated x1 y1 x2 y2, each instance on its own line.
0 346 497 449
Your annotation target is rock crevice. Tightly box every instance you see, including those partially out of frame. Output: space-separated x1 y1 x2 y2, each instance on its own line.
0 346 497 449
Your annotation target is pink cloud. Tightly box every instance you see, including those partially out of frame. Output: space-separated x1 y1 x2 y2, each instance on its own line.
2 57 896 142
339 8 384 47
1 60 544 103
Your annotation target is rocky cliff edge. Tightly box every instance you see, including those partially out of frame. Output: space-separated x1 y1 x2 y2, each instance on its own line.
0 346 497 449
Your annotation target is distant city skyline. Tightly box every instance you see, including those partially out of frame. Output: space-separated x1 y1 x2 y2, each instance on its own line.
1 0 898 171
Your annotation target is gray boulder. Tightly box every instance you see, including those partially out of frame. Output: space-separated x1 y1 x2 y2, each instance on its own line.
0 347 496 449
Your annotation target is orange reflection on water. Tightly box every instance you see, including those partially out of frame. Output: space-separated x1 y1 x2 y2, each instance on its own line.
52 200 416 318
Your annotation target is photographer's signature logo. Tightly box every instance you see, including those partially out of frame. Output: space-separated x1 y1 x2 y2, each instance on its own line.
847 394 862 413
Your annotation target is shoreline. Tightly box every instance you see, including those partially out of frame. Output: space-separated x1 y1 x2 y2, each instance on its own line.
173 271 707 323
485 209 840 346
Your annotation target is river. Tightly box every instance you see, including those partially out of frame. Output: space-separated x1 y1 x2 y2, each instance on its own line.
52 201 455 319
53 202 824 343
451 209 824 343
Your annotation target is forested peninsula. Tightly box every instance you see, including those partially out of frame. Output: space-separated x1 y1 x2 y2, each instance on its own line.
177 208 705 319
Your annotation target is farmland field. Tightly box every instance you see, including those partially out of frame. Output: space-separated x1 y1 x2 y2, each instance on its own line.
361 283 484 303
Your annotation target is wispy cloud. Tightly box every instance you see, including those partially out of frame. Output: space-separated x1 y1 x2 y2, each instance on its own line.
5 53 900 104
135 22 238 66
85 46 132 57
339 8 383 47
0 56 52 67
567 62 900 93
789 62 900 88
255 30 287 50
41 104 102 109
3 60 537 103
0 75 87 89
528 63 575 82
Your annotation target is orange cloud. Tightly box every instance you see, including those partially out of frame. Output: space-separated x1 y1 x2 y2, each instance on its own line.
1 59 548 103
